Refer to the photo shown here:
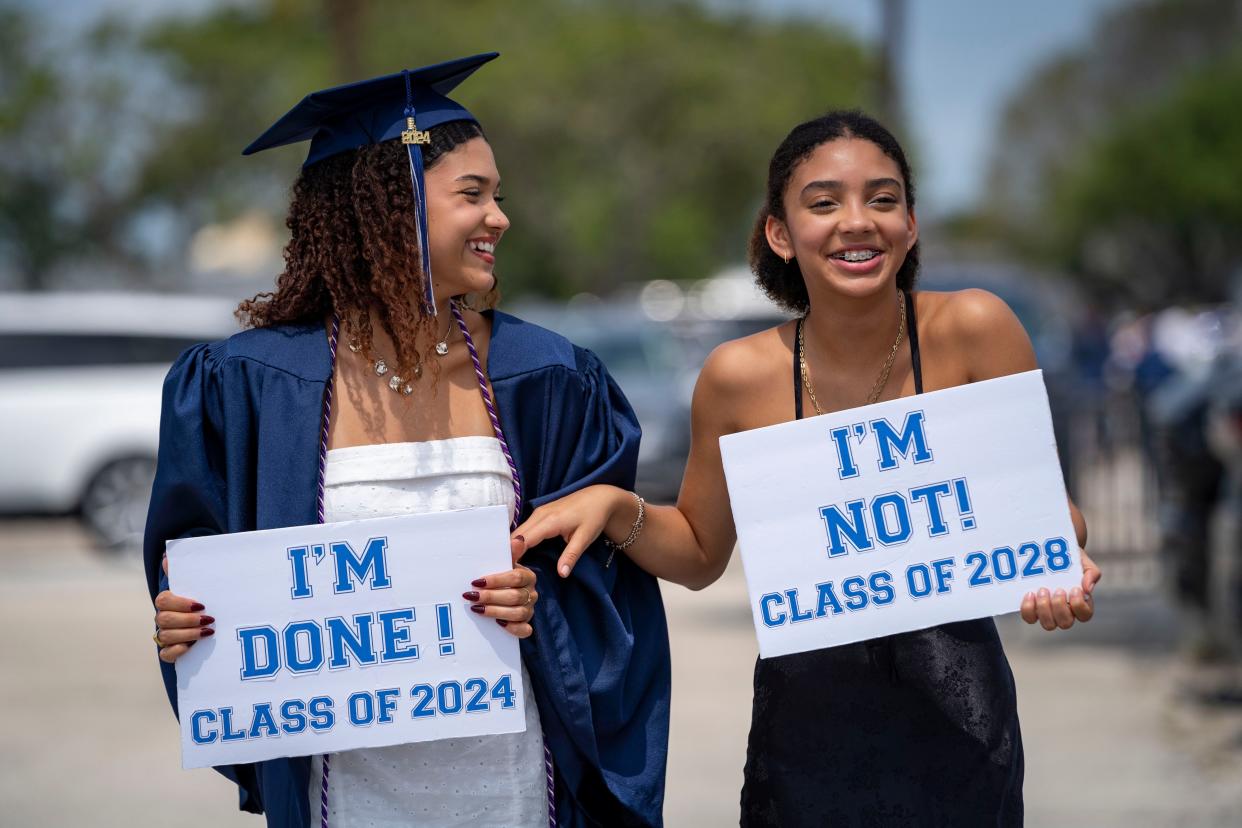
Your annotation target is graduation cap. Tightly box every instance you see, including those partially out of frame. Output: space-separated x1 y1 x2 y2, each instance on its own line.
243 52 500 315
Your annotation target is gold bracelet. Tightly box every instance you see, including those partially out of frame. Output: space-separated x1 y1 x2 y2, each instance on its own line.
604 492 645 568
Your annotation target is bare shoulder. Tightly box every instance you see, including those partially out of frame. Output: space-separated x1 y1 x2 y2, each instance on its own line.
694 322 794 431
698 323 791 396
918 288 1020 339
916 288 1036 381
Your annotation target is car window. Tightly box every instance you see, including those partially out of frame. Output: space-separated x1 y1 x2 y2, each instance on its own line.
0 333 207 369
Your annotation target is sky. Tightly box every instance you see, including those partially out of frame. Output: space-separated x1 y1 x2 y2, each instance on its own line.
762 0 1137 217
26 0 1137 218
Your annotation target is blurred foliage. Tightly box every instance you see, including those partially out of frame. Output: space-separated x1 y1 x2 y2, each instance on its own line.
962 0 1241 308
0 0 875 295
1049 51 1242 307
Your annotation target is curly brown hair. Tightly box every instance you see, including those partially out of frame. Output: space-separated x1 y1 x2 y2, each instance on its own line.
748 110 919 314
237 119 491 380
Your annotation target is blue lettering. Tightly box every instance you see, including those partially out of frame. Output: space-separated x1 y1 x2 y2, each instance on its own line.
280 699 308 734
829 426 860 479
347 691 376 726
814 581 844 616
190 709 217 745
283 621 324 674
248 702 279 738
841 576 869 611
219 706 247 742
331 536 393 594
909 481 952 537
871 411 933 471
820 499 874 557
906 563 933 598
376 688 400 723
932 557 955 593
871 492 912 546
326 613 378 670
870 571 895 605
760 592 787 627
785 589 813 622
238 626 279 681
287 545 313 599
379 608 420 662
308 696 335 731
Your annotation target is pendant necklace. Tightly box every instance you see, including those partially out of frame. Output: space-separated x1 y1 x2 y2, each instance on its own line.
798 291 906 415
347 305 457 396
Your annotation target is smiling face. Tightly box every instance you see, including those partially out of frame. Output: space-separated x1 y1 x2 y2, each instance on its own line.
423 136 510 301
765 137 918 301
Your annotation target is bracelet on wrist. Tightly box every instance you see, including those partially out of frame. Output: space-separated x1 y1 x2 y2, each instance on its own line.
603 492 645 568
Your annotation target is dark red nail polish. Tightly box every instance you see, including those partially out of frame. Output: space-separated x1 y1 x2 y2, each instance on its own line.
190 602 205 612
199 615 215 627
471 578 487 588
495 619 509 627
470 604 485 614
462 591 480 602
200 627 215 638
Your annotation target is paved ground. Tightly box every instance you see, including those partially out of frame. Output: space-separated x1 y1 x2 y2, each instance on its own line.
2 518 1241 826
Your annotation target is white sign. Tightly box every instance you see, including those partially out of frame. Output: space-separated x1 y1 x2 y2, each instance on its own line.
168 505 525 769
720 370 1080 659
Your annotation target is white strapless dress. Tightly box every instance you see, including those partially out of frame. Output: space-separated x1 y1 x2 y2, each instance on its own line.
308 436 548 827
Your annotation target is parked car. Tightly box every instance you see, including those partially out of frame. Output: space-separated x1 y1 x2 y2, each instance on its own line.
0 292 239 549
507 299 698 500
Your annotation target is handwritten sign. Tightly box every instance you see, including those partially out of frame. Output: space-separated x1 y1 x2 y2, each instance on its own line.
720 370 1080 659
167 505 525 769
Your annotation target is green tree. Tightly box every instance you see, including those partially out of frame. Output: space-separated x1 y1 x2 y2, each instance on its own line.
123 0 876 296
0 5 206 289
952 0 1241 305
1048 52 1242 306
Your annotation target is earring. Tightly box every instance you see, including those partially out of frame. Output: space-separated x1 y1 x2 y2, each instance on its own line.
782 253 790 265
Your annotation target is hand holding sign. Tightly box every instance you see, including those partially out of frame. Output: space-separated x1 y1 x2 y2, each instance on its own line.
163 505 530 769
153 553 214 663
1019 538 1100 630
154 532 536 664
721 370 1091 659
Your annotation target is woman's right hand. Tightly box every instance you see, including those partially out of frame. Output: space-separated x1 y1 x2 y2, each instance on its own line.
153 555 215 663
515 484 636 577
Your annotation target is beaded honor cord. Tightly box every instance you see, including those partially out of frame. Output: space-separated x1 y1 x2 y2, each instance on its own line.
317 301 557 827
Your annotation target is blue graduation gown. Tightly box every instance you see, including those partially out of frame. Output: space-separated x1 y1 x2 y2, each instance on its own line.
143 311 671 827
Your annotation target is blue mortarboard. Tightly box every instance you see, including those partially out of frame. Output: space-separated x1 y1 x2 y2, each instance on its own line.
243 52 499 314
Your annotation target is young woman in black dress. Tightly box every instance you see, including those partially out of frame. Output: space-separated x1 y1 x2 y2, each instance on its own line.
516 110 1101 825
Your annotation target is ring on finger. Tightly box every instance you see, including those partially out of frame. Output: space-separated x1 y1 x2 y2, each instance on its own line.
152 630 162 647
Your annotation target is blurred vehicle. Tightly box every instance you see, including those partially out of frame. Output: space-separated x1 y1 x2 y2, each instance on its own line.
0 292 238 549
508 299 698 500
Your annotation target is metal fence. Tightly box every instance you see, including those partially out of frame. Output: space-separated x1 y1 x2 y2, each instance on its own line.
1063 388 1162 592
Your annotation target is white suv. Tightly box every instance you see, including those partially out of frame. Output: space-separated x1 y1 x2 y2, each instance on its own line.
0 292 239 548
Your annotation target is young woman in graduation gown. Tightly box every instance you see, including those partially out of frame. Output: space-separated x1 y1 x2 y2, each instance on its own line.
145 54 669 828
516 111 1103 826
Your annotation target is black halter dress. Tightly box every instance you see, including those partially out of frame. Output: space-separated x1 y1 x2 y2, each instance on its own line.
739 291 1024 827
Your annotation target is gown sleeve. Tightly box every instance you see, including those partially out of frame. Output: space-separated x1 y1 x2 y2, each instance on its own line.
510 347 671 827
142 343 263 814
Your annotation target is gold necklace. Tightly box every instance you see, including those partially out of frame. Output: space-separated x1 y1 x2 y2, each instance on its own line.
798 291 906 415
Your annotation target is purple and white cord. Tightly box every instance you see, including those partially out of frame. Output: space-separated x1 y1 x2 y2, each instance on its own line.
451 300 556 826
317 316 339 828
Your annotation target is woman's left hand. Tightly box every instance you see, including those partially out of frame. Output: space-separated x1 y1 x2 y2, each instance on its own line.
1020 548 1101 630
463 535 537 638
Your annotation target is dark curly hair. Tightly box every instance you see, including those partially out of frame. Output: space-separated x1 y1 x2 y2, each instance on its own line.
237 119 490 380
748 110 919 314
